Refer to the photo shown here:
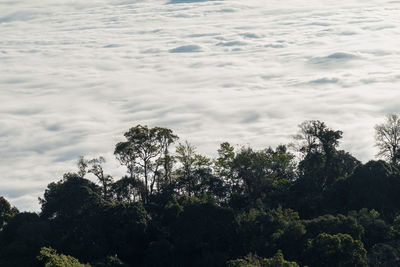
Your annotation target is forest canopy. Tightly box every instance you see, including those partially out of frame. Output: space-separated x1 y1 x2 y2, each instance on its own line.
2 115 400 266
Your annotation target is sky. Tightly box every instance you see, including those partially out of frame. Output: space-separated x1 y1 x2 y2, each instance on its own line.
1 0 400 211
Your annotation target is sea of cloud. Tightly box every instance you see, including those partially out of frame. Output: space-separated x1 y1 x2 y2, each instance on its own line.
1 0 400 210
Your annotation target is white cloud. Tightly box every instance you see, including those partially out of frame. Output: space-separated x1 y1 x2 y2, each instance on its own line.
0 0 399 210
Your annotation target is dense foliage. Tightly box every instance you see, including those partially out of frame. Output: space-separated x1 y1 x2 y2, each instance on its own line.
2 116 400 266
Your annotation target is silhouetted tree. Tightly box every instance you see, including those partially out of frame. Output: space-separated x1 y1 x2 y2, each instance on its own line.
231 146 296 207
86 157 114 200
375 114 400 165
295 120 343 190
175 141 225 199
4 119 400 267
0 196 18 230
39 173 102 220
215 142 235 193
114 125 178 202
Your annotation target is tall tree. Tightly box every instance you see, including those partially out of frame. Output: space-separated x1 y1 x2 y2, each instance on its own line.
87 157 113 200
292 120 342 157
175 141 221 198
175 141 197 196
375 114 400 165
231 146 296 203
215 142 235 193
77 156 88 178
114 125 178 202
294 120 344 190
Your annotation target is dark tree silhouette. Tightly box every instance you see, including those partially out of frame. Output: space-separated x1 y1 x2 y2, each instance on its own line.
2 117 400 267
114 125 178 202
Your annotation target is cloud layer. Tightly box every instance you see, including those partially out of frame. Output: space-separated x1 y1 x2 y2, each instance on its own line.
1 0 400 210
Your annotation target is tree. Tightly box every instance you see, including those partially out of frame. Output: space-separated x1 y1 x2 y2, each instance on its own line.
294 120 342 156
39 173 102 220
304 214 364 241
292 120 350 203
292 120 342 157
230 146 296 206
375 114 400 165
111 176 146 203
87 157 113 200
330 161 397 219
100 202 149 266
305 233 368 267
175 141 221 198
368 243 400 266
235 207 306 261
114 125 178 202
0 197 18 230
215 142 235 183
93 255 129 267
348 209 391 249
169 198 235 266
76 156 114 200
37 247 90 267
0 212 50 267
175 141 197 196
227 250 299 267
77 156 88 178
12 121 400 266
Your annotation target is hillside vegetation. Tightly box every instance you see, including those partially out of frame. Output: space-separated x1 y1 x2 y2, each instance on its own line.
2 115 400 266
